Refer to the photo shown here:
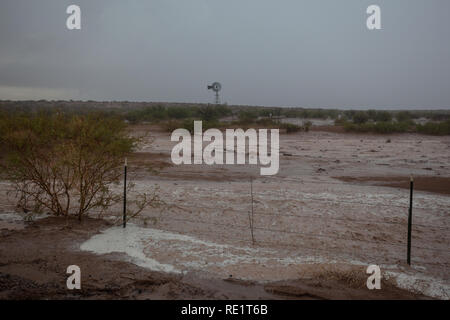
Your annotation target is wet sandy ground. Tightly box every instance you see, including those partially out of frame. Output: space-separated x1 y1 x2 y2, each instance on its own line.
85 126 450 298
0 217 429 299
1 126 449 299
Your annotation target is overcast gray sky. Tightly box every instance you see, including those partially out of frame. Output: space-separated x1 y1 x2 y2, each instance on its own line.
0 0 449 108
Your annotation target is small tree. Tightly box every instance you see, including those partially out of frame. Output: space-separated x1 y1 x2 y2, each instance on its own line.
352 111 369 124
0 112 157 221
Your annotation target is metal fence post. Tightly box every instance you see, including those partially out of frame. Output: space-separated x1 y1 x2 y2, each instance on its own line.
123 157 127 228
407 176 414 265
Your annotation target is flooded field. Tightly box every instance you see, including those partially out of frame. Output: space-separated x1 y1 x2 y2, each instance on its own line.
83 127 450 298
1 126 449 299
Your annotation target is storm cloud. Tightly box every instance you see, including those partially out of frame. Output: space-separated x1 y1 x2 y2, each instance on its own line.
0 0 449 108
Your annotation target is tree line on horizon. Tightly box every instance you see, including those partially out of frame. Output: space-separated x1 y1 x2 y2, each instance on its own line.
0 100 449 135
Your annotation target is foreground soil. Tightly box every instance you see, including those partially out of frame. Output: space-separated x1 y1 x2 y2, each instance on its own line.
0 217 428 300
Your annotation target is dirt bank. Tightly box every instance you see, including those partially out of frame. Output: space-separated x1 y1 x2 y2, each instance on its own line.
0 217 427 300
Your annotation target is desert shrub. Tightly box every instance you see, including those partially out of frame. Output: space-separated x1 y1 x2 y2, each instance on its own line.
124 104 230 123
279 122 302 133
429 112 450 121
366 110 377 121
396 111 412 122
343 110 356 119
352 110 393 122
259 120 306 133
352 111 369 124
416 120 450 135
281 109 301 118
125 110 145 123
190 105 230 122
334 117 348 125
303 120 312 132
0 112 158 221
178 119 196 133
147 105 167 120
342 120 415 134
165 118 307 134
259 108 282 118
125 105 168 123
213 104 232 118
342 122 364 132
197 105 219 121
308 109 337 119
371 121 409 133
163 120 185 133
167 106 192 119
165 119 222 133
238 110 259 123
254 118 276 126
373 111 392 122
281 108 338 119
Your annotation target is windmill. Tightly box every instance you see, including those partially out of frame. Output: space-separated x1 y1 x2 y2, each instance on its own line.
207 82 222 104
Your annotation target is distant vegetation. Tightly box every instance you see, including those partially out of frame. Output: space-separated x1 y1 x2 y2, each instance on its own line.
164 118 311 134
124 104 231 123
335 110 450 135
416 120 450 135
0 101 449 135
340 120 415 134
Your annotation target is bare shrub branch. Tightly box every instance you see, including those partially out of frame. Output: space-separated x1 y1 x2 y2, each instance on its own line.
0 112 159 221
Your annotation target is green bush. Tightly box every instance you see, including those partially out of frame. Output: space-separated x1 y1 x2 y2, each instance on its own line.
417 120 450 135
352 112 369 124
279 122 302 133
396 111 412 122
339 119 450 135
303 120 312 132
281 108 339 119
167 106 192 119
238 110 259 123
343 121 415 133
164 119 222 134
373 111 392 122
125 105 168 123
259 108 282 118
0 112 137 220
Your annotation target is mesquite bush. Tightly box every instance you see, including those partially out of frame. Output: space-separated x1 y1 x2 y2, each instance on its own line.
0 111 158 221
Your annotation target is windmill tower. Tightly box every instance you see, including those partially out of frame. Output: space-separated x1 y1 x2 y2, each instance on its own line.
207 82 222 104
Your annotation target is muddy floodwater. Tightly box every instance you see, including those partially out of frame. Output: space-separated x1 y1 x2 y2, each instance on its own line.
82 128 450 299
1 127 449 299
